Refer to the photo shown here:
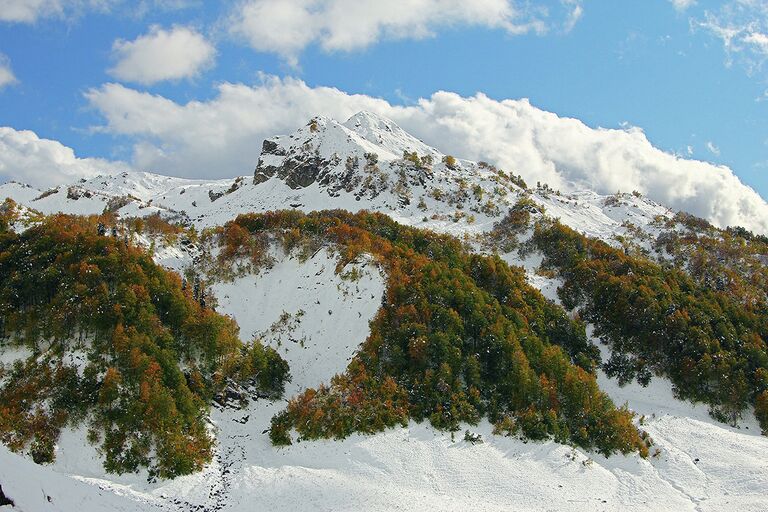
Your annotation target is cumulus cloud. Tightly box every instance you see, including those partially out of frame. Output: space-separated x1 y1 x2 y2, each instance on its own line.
0 0 66 23
0 53 17 88
109 25 215 85
227 0 581 65
0 126 128 188
84 76 768 234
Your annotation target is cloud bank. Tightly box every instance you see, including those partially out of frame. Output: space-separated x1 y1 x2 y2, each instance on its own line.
227 0 582 65
83 76 768 234
109 25 215 84
0 126 128 188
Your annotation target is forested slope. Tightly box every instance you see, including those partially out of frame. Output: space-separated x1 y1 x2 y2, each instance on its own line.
0 211 289 478
205 210 650 456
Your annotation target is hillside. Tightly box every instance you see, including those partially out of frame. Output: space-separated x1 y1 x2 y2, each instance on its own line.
1 113 767 511
0 213 290 478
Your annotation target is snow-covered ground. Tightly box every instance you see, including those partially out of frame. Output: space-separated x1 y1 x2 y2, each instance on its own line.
211 248 386 395
5 383 766 511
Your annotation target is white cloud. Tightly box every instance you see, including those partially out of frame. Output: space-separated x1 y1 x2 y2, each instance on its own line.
0 53 17 88
706 141 721 155
109 25 215 85
0 126 128 188
0 0 194 23
0 0 116 23
0 0 66 22
744 30 768 53
697 1 768 74
670 0 696 12
562 1 583 33
227 0 580 64
85 76 768 234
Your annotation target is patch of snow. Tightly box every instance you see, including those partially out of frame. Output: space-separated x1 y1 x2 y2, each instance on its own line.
211 248 385 393
0 444 163 511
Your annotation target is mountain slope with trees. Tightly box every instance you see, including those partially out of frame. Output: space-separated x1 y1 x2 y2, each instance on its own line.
0 112 766 510
202 210 650 456
0 210 289 478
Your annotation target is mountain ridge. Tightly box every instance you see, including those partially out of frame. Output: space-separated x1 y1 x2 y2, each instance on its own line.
0 111 676 243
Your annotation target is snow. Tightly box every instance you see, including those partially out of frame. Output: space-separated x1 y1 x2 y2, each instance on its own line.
343 110 442 160
0 112 766 511
0 343 32 366
212 248 386 393
534 190 671 244
11 384 767 511
0 182 39 204
0 444 163 511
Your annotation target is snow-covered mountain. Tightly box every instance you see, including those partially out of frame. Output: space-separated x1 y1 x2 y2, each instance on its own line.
0 111 673 242
1 112 766 512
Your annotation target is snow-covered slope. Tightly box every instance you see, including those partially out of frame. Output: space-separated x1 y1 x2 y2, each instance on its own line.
0 112 765 512
3 244 762 512
211 248 386 394
0 443 163 511
1 228 764 512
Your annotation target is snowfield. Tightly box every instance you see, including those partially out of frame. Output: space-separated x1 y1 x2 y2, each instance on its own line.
211 247 386 395
1 112 766 511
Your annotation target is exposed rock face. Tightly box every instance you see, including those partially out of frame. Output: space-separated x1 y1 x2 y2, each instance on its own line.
254 142 334 189
209 189 225 202
252 168 272 185
261 139 284 156
253 139 284 185
282 153 334 189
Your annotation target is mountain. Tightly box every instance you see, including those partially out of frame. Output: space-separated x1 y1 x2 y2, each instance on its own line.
0 111 672 241
1 112 767 512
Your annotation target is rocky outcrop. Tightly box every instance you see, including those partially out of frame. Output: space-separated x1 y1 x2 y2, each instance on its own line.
253 139 283 185
253 132 337 189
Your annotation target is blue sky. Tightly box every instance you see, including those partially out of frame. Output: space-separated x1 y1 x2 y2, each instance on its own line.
1 0 768 230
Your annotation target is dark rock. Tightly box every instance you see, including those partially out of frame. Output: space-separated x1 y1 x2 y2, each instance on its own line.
282 153 331 189
261 139 285 156
0 485 14 507
253 164 276 185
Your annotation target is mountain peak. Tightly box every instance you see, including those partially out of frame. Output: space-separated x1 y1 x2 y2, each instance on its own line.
342 111 440 159
253 112 446 190
343 110 399 132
